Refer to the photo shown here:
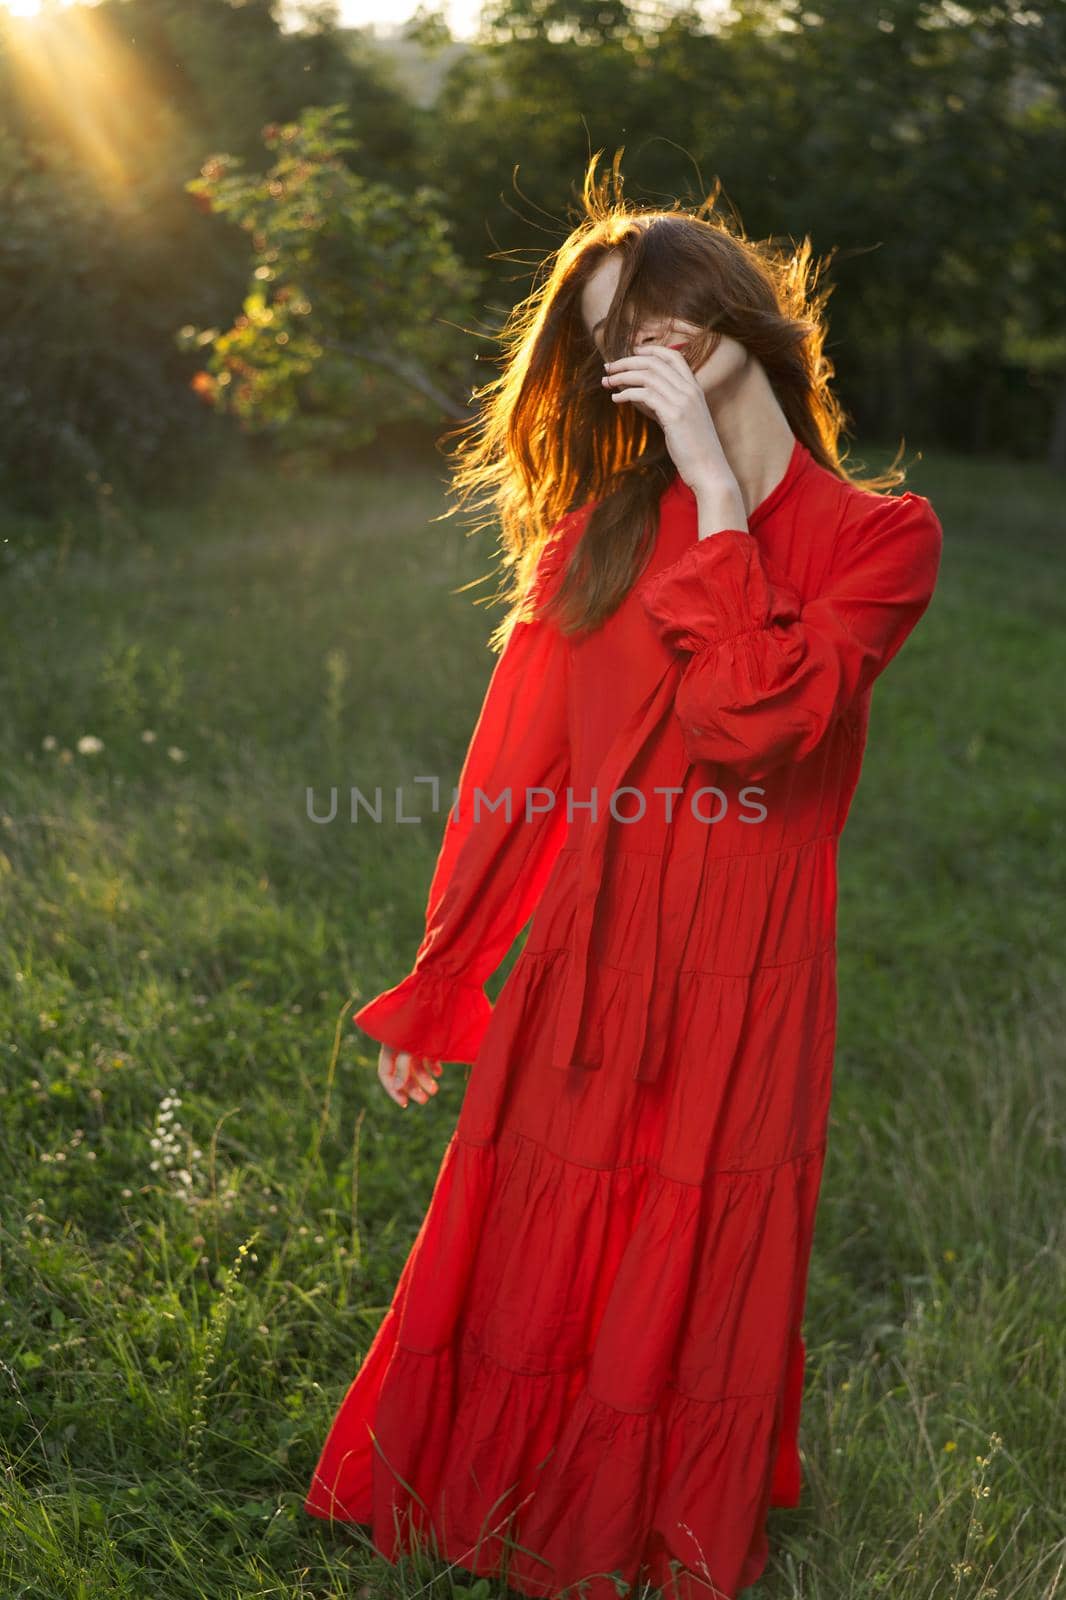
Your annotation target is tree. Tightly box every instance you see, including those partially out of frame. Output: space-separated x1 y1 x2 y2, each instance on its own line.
184 105 482 462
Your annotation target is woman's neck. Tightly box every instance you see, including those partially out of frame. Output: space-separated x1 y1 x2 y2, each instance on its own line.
707 354 798 520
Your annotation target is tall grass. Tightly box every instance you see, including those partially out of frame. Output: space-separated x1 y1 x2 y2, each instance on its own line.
0 446 1062 1598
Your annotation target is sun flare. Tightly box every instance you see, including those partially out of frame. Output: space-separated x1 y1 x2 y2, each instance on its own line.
2 0 82 19
1 0 163 195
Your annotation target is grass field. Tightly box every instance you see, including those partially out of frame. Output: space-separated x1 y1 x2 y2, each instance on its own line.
1 445 1063 1599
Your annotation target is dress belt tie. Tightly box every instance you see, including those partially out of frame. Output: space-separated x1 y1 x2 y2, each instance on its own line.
549 657 700 1083
630 788 716 1085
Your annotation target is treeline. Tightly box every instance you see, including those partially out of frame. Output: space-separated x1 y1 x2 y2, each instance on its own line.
0 0 1062 513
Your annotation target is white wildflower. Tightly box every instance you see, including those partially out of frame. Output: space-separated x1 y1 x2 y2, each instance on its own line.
146 1086 204 1207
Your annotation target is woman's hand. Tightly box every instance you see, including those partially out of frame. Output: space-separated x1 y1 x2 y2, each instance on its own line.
602 346 740 504
377 1043 443 1108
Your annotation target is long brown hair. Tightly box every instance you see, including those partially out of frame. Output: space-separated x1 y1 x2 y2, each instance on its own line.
437 151 910 653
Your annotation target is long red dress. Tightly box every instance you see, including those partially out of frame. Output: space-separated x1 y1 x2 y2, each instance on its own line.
304 436 944 1598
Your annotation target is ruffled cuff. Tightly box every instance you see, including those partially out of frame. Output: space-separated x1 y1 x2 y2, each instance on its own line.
351 968 493 1064
639 528 797 655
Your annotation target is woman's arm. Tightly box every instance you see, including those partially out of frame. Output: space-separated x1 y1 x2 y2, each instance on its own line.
351 522 578 1065
638 490 944 784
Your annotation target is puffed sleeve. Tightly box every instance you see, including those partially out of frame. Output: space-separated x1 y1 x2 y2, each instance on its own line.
638 490 943 783
351 522 577 1064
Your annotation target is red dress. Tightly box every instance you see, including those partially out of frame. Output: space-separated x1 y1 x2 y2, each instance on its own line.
304 436 944 1598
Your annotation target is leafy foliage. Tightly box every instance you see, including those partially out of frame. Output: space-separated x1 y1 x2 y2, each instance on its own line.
184 106 481 465
1 0 1064 513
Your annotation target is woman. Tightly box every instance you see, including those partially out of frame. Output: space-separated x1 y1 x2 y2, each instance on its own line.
304 163 944 1599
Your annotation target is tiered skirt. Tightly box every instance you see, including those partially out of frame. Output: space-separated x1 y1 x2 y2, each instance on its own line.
307 837 838 1596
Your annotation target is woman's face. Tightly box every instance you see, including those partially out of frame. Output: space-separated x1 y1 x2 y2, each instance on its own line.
579 250 748 420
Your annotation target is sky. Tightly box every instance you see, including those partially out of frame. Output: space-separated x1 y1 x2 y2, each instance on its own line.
331 0 483 33
1 0 729 39
315 2 732 40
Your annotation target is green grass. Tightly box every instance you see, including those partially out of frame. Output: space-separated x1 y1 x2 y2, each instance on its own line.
0 444 1063 1598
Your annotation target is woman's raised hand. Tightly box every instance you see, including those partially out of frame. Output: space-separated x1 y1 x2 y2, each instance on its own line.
377 1043 443 1108
601 344 736 502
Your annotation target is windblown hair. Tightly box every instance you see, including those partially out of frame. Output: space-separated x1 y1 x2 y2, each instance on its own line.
437 150 910 654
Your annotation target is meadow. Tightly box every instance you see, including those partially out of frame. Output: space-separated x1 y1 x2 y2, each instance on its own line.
1 446 1063 1599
